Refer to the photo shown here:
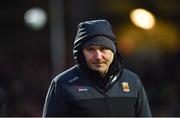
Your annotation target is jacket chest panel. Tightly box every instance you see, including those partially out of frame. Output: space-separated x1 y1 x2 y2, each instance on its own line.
65 80 138 102
65 84 137 116
66 85 104 101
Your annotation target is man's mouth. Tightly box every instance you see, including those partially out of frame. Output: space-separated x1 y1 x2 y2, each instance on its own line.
92 61 105 64
92 62 106 66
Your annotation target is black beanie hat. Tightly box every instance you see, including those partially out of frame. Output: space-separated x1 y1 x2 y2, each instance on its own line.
83 36 116 53
73 19 117 63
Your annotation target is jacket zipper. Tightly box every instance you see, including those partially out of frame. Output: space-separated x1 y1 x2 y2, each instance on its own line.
104 91 110 116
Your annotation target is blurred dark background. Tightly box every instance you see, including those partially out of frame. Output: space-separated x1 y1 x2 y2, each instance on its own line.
0 0 180 116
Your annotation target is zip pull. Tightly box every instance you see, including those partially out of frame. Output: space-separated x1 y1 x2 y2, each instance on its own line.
111 75 117 83
105 75 116 90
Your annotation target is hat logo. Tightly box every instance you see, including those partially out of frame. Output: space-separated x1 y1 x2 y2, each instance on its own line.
121 82 130 92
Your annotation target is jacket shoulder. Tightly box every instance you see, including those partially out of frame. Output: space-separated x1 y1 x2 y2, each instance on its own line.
123 68 140 80
121 68 142 88
52 65 79 84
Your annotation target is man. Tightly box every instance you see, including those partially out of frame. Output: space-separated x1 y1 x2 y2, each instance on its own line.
43 19 151 117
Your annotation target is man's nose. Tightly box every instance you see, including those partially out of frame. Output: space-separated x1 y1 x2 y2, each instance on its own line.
94 50 103 59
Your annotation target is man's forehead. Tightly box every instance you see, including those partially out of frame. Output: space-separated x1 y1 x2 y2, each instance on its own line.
83 44 109 49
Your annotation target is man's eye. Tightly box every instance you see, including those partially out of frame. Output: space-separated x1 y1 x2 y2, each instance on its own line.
100 47 108 51
86 48 94 51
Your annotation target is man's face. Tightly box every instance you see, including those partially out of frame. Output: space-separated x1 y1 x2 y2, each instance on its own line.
83 45 114 76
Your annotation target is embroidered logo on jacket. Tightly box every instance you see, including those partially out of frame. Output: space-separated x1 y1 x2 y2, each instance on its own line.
121 82 130 92
76 86 88 92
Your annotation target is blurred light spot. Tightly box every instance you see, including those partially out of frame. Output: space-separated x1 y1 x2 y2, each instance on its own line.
24 7 47 30
130 8 156 30
118 36 136 55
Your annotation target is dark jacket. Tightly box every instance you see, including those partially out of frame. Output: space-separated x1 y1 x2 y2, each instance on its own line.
43 19 151 117
43 65 151 117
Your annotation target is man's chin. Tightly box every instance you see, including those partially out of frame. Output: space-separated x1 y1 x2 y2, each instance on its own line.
91 67 106 74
